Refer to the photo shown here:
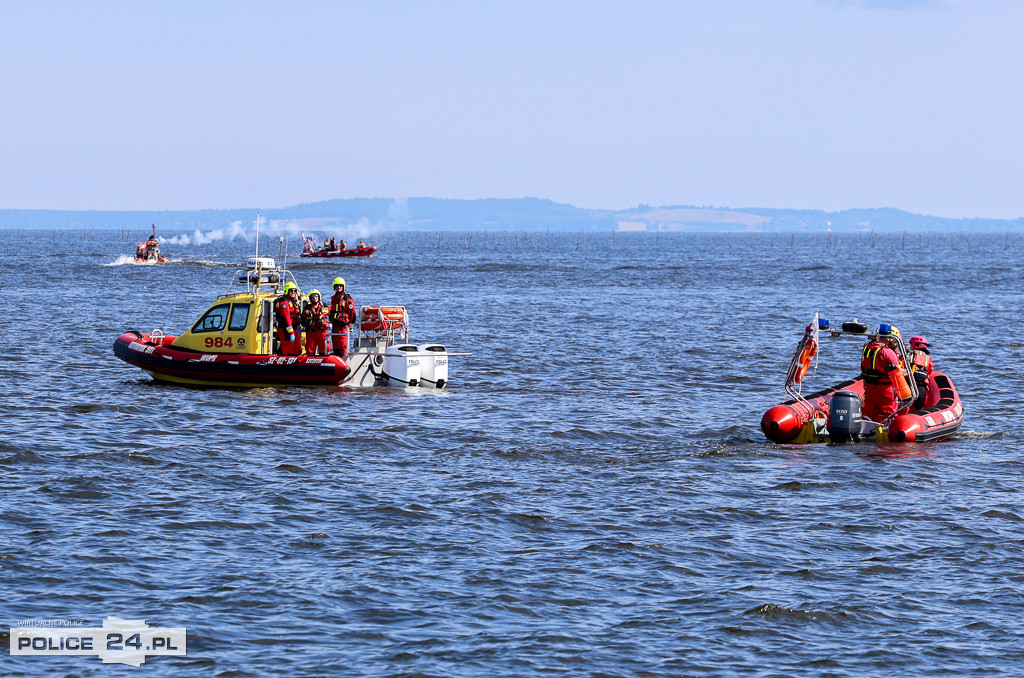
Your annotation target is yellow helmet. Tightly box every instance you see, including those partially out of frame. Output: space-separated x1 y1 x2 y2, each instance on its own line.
333 277 345 287
308 288 321 299
283 281 297 294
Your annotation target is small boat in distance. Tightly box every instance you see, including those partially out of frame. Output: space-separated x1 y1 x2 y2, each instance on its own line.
299 234 377 258
134 224 169 263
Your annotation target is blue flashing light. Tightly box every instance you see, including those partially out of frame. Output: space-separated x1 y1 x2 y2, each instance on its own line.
878 323 892 335
818 318 830 330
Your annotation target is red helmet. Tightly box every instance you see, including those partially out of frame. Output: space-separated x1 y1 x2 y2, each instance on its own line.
909 336 929 350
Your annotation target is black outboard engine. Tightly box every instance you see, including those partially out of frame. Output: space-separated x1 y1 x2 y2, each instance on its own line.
827 390 863 443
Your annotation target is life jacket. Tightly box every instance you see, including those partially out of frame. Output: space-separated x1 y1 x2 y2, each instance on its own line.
303 301 330 331
330 292 355 326
910 349 933 375
861 341 899 385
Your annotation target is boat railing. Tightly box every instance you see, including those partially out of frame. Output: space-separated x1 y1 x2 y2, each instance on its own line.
355 306 409 349
226 256 301 297
787 317 920 424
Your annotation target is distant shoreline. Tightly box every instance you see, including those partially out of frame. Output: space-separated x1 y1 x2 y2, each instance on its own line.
2 197 1022 232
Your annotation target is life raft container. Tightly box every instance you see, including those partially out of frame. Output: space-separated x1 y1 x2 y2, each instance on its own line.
360 306 405 333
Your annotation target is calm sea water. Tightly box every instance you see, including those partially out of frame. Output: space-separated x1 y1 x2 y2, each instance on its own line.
2 227 1023 676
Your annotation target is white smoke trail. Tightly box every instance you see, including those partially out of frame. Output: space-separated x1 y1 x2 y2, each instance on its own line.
160 199 409 247
163 220 251 245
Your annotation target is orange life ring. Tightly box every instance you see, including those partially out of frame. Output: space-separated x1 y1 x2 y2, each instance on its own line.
787 341 817 384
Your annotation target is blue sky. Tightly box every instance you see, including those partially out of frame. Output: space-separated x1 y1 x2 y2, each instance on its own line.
1 0 1022 218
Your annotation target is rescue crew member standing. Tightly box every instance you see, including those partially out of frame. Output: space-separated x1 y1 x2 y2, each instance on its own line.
275 281 303 355
909 336 934 409
302 289 331 355
329 277 356 356
860 325 904 422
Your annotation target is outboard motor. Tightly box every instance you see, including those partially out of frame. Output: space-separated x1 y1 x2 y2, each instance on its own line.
418 344 448 388
827 390 863 443
382 344 421 386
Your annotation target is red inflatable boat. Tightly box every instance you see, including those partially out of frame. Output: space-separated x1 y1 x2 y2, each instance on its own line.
760 313 964 444
299 235 376 258
299 246 376 259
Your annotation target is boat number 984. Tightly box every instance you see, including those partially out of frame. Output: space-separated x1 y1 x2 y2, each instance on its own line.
204 337 235 348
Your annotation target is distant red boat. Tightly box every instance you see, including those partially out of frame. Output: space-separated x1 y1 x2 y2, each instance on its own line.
299 245 377 259
300 235 377 258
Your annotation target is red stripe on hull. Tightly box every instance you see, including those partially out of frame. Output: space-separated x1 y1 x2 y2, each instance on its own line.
761 372 963 444
113 332 350 387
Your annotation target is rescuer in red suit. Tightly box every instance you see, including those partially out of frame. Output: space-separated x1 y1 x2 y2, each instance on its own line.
275 282 303 356
302 289 331 356
909 335 934 409
860 325 904 422
329 277 356 356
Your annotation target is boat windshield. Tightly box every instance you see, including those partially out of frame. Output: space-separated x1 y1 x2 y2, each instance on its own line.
193 304 231 333
228 304 250 331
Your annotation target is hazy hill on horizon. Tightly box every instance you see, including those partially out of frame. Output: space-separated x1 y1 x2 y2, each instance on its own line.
1 197 1021 233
